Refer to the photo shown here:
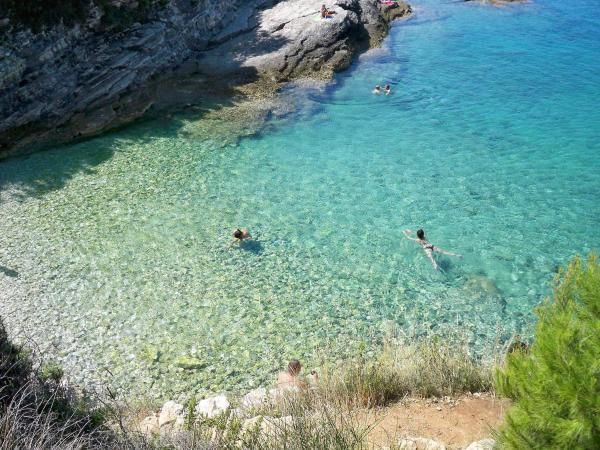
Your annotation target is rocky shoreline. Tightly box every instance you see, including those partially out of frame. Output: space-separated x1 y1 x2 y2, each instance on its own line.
0 0 411 160
136 388 499 449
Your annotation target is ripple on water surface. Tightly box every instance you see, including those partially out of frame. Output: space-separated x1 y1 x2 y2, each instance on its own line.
0 0 599 399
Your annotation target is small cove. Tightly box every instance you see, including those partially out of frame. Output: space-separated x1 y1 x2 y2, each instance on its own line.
1 0 599 399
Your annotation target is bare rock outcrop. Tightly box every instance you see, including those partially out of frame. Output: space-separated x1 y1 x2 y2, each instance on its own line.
0 0 411 159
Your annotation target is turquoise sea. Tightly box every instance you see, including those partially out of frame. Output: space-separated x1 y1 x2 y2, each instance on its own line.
1 0 599 398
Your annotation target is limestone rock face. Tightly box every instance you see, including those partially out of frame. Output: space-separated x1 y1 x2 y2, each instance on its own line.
0 0 411 158
195 394 231 418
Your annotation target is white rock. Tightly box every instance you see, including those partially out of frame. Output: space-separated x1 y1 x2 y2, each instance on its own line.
242 415 264 435
261 415 294 436
398 437 446 450
195 394 230 418
158 400 185 430
269 387 284 402
138 413 159 435
465 438 496 450
242 387 268 409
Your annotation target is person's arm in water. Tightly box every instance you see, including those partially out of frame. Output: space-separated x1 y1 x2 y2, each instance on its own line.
402 229 418 241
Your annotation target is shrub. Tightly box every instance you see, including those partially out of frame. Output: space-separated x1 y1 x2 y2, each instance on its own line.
0 0 89 32
40 361 64 383
319 336 494 408
495 254 600 449
0 319 111 449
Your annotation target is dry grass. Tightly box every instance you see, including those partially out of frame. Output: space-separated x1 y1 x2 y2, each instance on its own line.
316 336 495 408
1 313 496 449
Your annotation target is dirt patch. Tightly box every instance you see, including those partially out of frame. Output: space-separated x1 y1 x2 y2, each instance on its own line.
365 393 510 449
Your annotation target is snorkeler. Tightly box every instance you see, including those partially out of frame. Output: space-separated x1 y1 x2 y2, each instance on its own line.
402 228 461 270
373 85 381 95
232 228 252 245
384 84 391 95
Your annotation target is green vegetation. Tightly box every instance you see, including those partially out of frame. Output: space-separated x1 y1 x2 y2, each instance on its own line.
6 257 596 448
158 394 373 450
0 319 110 448
0 0 90 32
0 0 171 33
495 254 600 449
318 336 493 408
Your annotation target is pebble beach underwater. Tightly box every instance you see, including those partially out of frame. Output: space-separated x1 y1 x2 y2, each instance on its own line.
0 0 599 399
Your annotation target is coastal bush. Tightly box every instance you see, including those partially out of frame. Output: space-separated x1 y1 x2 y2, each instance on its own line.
495 254 600 449
0 319 110 449
158 392 374 450
0 0 89 32
0 0 171 33
318 336 493 408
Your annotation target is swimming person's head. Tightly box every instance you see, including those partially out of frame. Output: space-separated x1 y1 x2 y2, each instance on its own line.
375 85 380 90
417 229 425 239
385 84 390 90
233 229 243 239
287 359 302 376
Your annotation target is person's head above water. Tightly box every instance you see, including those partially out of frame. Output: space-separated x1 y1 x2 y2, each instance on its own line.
233 229 243 239
385 84 390 90
287 359 302 376
416 229 425 240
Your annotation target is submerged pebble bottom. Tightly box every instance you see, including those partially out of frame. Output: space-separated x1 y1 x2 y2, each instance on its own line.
0 0 599 399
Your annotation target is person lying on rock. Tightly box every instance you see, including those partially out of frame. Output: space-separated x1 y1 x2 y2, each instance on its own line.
321 4 336 18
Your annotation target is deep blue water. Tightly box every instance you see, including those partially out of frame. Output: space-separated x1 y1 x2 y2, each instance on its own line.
0 0 598 397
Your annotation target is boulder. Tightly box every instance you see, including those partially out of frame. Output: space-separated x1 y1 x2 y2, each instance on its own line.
242 415 264 435
158 400 185 430
195 394 231 418
261 415 294 436
398 437 447 450
138 413 159 435
242 387 268 409
465 439 496 450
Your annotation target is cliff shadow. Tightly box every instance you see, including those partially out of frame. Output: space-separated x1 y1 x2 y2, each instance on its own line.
0 72 267 204
0 18 295 202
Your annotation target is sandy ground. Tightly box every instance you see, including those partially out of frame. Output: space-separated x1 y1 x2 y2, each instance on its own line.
364 393 510 449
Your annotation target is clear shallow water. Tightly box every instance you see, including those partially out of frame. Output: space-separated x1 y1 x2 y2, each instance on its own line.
1 0 599 399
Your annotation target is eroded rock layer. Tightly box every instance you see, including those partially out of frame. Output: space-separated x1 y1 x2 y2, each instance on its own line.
0 0 410 158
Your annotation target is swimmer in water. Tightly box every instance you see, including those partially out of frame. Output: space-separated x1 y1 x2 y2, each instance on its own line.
373 85 381 95
232 228 252 245
384 84 391 95
403 228 461 270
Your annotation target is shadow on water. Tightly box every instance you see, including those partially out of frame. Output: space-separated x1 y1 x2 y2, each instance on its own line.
238 240 264 255
0 25 293 202
0 265 19 278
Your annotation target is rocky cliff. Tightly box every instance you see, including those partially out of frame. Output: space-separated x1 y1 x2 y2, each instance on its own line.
0 0 410 159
